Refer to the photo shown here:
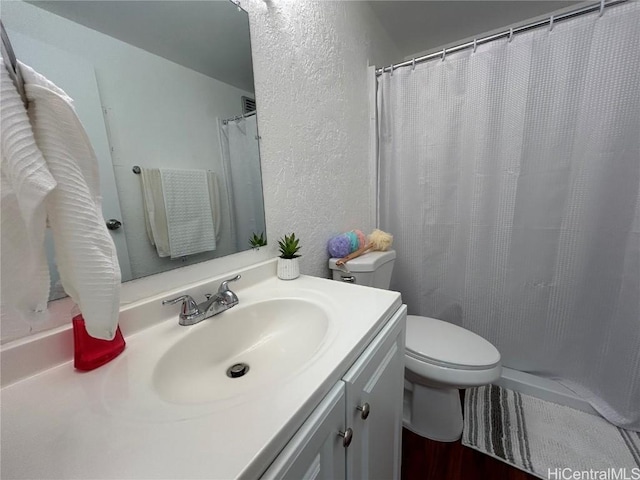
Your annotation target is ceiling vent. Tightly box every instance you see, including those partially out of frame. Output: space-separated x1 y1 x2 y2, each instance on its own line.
242 96 256 114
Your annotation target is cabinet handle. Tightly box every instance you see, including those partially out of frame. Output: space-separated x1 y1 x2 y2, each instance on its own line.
356 402 371 420
338 428 353 448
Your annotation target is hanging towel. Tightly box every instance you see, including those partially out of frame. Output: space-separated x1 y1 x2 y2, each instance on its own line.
160 168 216 258
140 167 170 257
207 171 222 243
0 58 56 329
20 61 121 341
140 168 221 257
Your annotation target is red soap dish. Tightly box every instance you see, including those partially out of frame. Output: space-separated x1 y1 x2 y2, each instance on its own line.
72 315 126 371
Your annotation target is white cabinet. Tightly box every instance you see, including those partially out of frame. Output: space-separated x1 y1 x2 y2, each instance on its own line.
261 305 406 480
261 383 347 480
343 306 406 480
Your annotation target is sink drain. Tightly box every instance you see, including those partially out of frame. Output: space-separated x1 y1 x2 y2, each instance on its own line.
226 362 250 378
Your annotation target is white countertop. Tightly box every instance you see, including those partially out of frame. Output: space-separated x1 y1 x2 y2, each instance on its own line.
1 259 402 479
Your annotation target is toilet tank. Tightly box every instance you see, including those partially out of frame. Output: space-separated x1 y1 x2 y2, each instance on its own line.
328 250 396 289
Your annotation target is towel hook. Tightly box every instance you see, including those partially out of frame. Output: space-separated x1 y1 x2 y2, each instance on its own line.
106 219 122 230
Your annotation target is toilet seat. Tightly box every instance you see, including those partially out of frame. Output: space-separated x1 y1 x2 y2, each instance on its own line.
405 315 500 369
404 315 501 388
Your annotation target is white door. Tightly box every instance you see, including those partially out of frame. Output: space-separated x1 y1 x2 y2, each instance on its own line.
343 306 407 480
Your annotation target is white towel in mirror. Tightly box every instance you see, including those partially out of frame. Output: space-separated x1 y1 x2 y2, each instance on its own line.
140 168 170 256
207 172 222 244
140 167 219 258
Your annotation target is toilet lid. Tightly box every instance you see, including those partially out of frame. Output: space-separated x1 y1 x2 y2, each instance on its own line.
405 315 500 369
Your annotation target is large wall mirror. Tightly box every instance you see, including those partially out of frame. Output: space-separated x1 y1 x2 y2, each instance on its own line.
3 0 266 301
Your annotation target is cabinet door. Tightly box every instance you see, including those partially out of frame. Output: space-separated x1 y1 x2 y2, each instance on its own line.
260 382 347 480
343 305 407 480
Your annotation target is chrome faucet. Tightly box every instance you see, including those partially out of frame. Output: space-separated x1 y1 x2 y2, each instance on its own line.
162 275 241 326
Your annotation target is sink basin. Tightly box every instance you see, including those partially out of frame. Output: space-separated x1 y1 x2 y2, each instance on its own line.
152 298 331 404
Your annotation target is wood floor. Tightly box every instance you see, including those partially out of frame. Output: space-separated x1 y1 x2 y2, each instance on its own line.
401 428 537 480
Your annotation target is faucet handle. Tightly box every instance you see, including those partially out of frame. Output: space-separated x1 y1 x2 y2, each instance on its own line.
162 295 199 316
218 275 241 293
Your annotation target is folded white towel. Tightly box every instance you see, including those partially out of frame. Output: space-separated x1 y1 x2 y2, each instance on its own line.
160 168 216 258
0 58 56 329
20 61 121 341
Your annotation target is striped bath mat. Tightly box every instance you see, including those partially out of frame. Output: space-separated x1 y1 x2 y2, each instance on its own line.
463 385 640 479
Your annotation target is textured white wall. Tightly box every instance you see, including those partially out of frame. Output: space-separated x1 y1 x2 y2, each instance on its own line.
246 0 400 278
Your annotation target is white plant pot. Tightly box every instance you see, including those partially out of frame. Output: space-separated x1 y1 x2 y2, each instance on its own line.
277 257 300 280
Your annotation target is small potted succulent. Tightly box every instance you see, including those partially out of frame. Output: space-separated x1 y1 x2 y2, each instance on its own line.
277 232 301 280
249 232 267 249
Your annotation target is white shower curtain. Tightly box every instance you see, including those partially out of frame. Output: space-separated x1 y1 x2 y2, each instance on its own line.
219 115 266 251
378 2 640 430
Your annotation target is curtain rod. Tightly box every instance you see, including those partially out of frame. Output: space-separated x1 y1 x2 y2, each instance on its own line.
222 110 256 125
131 166 214 174
376 0 627 76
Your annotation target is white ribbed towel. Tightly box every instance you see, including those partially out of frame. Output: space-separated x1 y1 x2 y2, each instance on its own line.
0 59 56 329
160 168 216 258
21 61 121 341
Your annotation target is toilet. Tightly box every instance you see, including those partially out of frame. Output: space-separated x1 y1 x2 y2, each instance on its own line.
329 250 501 442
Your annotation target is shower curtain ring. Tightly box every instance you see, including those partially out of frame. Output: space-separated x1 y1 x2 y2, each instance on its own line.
599 0 605 16
508 28 514 42
473 38 477 53
441 48 446 61
549 15 554 31
412 58 416 71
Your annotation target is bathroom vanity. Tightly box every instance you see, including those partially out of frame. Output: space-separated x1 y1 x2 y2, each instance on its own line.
0 258 406 479
262 300 405 480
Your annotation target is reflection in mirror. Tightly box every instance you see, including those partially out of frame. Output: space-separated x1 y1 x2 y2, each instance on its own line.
2 0 266 301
